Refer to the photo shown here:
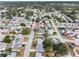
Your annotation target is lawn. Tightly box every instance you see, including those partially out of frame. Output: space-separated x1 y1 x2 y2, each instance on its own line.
29 52 36 57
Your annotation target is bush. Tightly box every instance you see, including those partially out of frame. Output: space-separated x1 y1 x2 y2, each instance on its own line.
36 18 40 23
43 38 68 55
52 42 68 55
21 28 30 35
43 39 52 52
20 23 26 26
5 48 12 54
25 15 29 20
1 53 7 57
11 31 16 34
3 35 11 43
26 11 33 16
53 32 57 35
44 15 51 19
6 12 13 19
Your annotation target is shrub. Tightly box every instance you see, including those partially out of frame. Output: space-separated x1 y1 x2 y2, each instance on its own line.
52 42 68 55
20 23 26 26
3 35 11 43
21 28 30 35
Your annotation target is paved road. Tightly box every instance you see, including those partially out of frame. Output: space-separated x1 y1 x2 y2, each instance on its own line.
50 19 72 56
35 38 43 57
23 22 35 57
50 19 65 43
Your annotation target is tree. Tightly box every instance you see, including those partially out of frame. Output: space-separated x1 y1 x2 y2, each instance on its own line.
6 12 12 19
11 31 16 34
36 18 40 23
26 11 33 16
43 30 53 52
17 12 21 17
53 32 57 35
52 42 68 56
3 35 11 43
5 48 12 54
45 47 52 52
1 53 7 57
12 11 16 17
1 12 5 19
25 15 29 20
44 15 51 19
21 28 30 35
20 23 26 26
44 31 48 39
25 11 33 20
43 39 52 52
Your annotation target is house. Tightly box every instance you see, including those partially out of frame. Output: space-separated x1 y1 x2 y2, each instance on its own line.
0 43 7 51
0 32 3 41
7 52 17 57
12 34 23 48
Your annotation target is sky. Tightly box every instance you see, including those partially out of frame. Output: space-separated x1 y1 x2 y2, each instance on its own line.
0 0 79 1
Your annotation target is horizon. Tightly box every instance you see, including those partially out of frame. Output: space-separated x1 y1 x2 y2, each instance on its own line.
0 1 79 4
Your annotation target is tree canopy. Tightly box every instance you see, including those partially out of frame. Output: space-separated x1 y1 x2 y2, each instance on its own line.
52 42 68 55
21 28 31 35
3 35 11 43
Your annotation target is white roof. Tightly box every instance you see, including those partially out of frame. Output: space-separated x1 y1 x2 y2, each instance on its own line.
53 39 60 44
0 43 7 51
7 52 16 57
10 52 16 57
0 10 7 13
16 34 23 39
12 44 19 51
1 29 9 33
0 32 3 41
48 29 53 34
74 39 79 45
77 35 79 39
35 53 42 57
